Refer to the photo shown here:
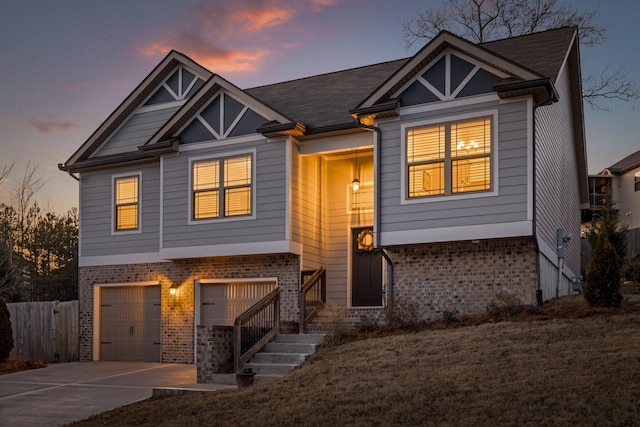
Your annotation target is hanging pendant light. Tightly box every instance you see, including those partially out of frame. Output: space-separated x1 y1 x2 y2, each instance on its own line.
352 150 360 192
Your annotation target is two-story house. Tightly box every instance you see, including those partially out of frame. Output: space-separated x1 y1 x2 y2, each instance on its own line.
60 26 587 366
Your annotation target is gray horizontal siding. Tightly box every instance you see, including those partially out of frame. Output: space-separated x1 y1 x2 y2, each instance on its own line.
95 107 180 156
380 99 530 235
79 164 160 256
162 138 288 248
534 66 581 275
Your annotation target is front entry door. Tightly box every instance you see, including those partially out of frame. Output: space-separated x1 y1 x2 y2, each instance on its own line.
351 227 383 307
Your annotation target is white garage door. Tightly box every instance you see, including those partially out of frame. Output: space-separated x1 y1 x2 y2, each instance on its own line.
200 281 276 326
100 285 161 362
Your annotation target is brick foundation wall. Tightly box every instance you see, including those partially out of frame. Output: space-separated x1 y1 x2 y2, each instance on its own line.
387 237 538 320
79 253 300 363
197 325 233 382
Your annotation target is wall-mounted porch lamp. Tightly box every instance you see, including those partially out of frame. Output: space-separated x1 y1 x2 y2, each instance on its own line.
169 283 180 296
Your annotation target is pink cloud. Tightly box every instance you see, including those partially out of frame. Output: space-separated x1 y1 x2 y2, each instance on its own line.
28 119 76 135
140 1 340 74
229 7 292 31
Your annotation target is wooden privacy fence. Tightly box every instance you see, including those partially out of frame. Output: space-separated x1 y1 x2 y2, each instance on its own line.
7 300 79 363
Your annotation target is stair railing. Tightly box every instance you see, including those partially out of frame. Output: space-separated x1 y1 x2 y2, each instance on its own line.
233 287 280 373
299 267 326 333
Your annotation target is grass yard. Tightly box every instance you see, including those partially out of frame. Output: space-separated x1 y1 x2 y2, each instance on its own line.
70 296 640 427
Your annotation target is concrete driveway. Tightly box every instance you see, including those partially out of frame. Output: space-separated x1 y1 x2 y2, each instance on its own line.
0 361 234 427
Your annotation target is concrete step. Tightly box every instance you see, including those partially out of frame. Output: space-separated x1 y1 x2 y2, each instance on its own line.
243 362 298 376
263 342 319 354
250 352 307 364
274 334 325 345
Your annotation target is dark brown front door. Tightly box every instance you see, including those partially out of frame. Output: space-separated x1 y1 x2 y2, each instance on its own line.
351 227 383 307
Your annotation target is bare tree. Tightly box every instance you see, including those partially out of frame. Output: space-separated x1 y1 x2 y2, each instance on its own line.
402 0 638 110
0 163 14 188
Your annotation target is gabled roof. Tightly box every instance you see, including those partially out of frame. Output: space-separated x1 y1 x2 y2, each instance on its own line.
61 27 584 173
607 150 640 174
144 73 293 148
481 26 576 82
60 51 211 170
356 30 545 110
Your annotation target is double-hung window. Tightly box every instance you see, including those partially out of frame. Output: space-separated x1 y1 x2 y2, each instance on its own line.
407 117 492 198
114 175 139 231
635 171 640 192
192 154 252 220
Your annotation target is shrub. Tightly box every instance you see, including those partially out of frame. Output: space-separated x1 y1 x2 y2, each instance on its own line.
441 310 459 324
0 297 13 363
622 257 640 283
486 292 525 321
584 230 622 307
321 305 351 347
386 299 426 331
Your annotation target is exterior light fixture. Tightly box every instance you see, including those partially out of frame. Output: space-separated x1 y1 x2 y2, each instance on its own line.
169 283 179 296
352 177 360 192
352 150 360 192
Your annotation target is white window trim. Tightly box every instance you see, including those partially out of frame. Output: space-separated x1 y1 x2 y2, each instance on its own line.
187 149 257 225
400 110 499 205
111 171 142 235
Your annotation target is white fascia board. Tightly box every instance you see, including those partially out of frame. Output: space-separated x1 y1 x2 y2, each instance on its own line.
380 221 533 246
160 240 302 259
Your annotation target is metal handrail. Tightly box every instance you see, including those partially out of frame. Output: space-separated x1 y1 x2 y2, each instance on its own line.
233 287 280 373
299 267 326 333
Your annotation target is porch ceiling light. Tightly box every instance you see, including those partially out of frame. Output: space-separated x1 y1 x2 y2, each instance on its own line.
352 177 360 192
352 150 360 192
169 283 179 296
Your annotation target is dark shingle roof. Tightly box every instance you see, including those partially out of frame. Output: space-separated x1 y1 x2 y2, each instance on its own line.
246 59 407 129
481 27 576 82
608 150 640 174
244 27 576 131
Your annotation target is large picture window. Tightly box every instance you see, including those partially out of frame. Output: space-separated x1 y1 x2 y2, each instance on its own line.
192 154 252 220
407 117 492 198
114 175 139 231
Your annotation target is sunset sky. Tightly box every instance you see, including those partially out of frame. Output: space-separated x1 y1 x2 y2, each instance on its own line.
1 0 638 213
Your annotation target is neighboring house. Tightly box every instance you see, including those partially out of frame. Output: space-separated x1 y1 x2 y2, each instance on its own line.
60 26 587 366
583 150 640 258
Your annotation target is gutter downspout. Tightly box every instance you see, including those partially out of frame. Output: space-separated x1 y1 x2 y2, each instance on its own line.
532 92 557 306
355 118 394 306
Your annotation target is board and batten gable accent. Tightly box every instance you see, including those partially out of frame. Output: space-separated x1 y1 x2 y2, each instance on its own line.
160 136 289 255
533 59 582 283
93 106 181 157
379 97 533 246
79 164 160 259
